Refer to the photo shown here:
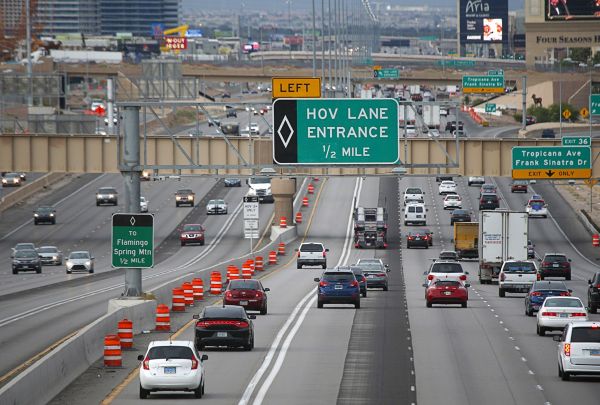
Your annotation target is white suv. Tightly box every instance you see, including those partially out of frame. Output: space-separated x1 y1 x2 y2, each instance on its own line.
296 242 328 269
403 187 425 205
498 260 538 297
555 321 600 380
138 340 207 399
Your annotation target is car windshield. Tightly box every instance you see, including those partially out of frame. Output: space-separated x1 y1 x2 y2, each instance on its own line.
434 280 461 287
544 298 583 308
98 188 116 193
545 255 567 262
534 282 567 291
16 244 35 250
360 264 385 272
16 250 37 258
69 252 90 259
229 280 260 290
441 181 454 186
406 188 422 194
36 207 54 212
300 243 323 252
529 200 544 206
446 195 459 200
571 327 600 342
453 210 468 215
204 306 245 319
323 273 355 282
140 197 146 202
177 189 193 194
147 346 194 360
249 177 270 184
5 173 18 178
431 263 464 273
504 262 536 273
183 225 203 232
440 252 457 259
38 247 58 253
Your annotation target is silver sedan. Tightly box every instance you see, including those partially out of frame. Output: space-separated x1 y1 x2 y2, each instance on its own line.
38 246 64 266
206 199 228 215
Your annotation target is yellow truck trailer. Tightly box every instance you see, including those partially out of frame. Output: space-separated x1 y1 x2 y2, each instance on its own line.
454 222 479 259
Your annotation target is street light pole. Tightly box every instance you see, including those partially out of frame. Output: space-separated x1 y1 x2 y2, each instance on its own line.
321 0 325 97
312 0 317 78
26 0 33 108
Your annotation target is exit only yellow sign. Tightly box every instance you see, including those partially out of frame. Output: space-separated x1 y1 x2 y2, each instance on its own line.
272 77 321 98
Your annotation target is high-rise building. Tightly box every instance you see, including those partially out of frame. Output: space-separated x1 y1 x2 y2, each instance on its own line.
1 0 25 36
37 0 100 35
100 0 180 36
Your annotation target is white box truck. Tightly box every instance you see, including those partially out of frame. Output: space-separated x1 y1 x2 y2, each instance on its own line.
422 105 441 129
398 104 416 124
478 210 528 284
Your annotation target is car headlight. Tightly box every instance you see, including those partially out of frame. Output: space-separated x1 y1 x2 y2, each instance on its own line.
265 189 272 195
108 194 114 198
85 261 91 266
34 214 39 217
66 261 72 268
176 196 181 200
53 256 58 260
50 213 54 217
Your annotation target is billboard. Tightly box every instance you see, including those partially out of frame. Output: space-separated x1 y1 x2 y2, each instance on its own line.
546 0 600 20
460 0 508 44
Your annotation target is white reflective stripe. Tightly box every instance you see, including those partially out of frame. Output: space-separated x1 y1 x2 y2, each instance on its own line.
104 356 122 360
118 329 133 333
156 322 170 325
120 339 133 342
104 345 121 350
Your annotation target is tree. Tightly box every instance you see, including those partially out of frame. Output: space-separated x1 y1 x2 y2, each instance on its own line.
569 48 591 64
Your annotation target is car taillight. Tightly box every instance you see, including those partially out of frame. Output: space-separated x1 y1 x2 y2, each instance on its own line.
500 273 506 281
427 274 434 280
297 251 300 257
143 355 150 370
319 281 329 287
564 343 571 357
255 291 263 298
541 311 557 317
531 291 542 296
191 356 199 370
536 273 541 281
596 284 600 289
571 312 587 317
225 291 232 298
459 275 467 281
350 280 359 287
560 291 571 296
408 237 414 240
376 273 386 277
542 262 550 267
480 198 485 203
323 251 326 257
196 320 248 328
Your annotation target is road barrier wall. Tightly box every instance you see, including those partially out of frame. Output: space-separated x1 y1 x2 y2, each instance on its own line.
0 172 66 212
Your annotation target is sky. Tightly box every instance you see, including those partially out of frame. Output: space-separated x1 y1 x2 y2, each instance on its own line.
183 0 524 12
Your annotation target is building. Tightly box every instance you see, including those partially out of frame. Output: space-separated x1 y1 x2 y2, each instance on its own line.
1 0 25 36
37 0 100 35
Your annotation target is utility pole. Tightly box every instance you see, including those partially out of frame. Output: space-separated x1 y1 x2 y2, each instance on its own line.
321 0 325 97
312 0 317 78
327 0 332 97
521 75 527 131
26 0 33 108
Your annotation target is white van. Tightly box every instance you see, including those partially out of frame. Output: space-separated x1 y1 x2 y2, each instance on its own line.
404 203 427 226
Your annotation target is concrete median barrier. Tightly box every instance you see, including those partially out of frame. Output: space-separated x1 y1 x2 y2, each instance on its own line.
0 172 67 212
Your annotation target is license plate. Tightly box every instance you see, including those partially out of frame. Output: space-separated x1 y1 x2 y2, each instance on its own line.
443 291 452 295
367 275 375 278
553 264 559 268
240 301 249 306
217 332 228 337
415 237 421 240
335 285 343 289
588 349 600 356
560 313 568 318
164 367 176 374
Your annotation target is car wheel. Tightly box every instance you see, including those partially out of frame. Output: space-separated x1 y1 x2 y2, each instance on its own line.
362 291 367 298
462 302 467 308
355 300 361 309
176 203 179 207
52 220 56 225
139 384 149 399
425 245 429 249
12 269 18 274
181 241 185 246
558 363 563 378
499 288 505 297
260 305 267 315
536 324 546 336
322 264 326 269
194 381 203 398
36 267 41 274
383 285 389 291
404 221 408 226
96 202 100 206
561 368 570 381
407 244 411 249
566 274 571 281
317 300 323 308
297 263 302 269
426 301 432 308
526 306 533 317
590 304 598 314
66 270 72 274
34 220 38 225
89 269 94 274
201 241 205 246
539 274 545 280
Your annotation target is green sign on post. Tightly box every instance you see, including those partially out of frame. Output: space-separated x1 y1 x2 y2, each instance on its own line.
462 75 505 94
485 104 497 113
562 136 591 146
437 60 475 68
374 68 399 79
111 213 154 268
511 146 592 179
591 94 600 115
488 69 504 76
273 98 399 165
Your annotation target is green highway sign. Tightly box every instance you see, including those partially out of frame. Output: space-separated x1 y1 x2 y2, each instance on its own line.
273 98 399 165
488 69 504 76
111 213 154 268
485 104 497 113
420 36 438 41
512 146 592 179
462 75 505 94
374 68 399 79
591 94 600 115
436 60 475 68
562 136 591 146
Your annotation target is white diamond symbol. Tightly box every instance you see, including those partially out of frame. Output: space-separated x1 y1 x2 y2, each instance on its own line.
130 216 136 226
277 115 294 149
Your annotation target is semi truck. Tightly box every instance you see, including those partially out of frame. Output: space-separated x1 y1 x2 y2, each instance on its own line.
422 105 441 129
478 210 528 284
454 222 479 259
353 206 388 249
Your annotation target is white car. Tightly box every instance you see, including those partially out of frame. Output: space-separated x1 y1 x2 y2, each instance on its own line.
555 321 600 380
526 195 548 218
423 260 469 285
537 296 587 336
467 176 485 186
65 251 94 274
405 124 416 136
403 187 425 205
296 242 328 269
138 340 207 399
206 199 228 215
438 180 457 195
428 129 440 138
249 122 260 135
443 194 462 209
498 260 538 297
140 197 148 213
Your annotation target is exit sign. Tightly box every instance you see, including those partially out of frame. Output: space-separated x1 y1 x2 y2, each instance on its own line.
591 94 600 115
462 75 504 94
111 213 154 268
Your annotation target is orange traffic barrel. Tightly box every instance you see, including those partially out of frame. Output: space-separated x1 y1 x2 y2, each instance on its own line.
302 197 309 207
117 318 133 349
182 282 194 306
247 259 255 273
278 242 286 256
280 217 287 228
242 265 253 279
230 266 241 280
210 271 222 295
172 287 186 312
295 212 303 224
308 184 315 194
255 256 264 271
594 234 600 247
192 278 204 301
104 334 122 367
155 304 171 331
268 250 277 265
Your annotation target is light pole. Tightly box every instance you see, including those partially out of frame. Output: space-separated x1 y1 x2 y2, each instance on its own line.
26 0 33 108
321 0 325 97
312 0 317 78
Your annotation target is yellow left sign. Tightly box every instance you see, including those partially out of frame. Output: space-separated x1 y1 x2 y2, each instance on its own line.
272 77 322 99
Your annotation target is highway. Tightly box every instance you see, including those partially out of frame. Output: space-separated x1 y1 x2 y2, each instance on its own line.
0 174 276 382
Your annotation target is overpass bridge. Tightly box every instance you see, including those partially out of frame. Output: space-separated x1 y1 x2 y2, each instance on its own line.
2 133 599 178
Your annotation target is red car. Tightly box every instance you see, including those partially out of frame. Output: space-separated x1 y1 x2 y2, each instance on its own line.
511 180 528 193
180 224 205 246
424 279 469 308
224 279 269 315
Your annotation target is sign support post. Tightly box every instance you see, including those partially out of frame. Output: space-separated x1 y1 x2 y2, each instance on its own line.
243 195 260 253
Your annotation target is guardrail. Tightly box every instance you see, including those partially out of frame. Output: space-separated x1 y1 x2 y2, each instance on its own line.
0 173 66 212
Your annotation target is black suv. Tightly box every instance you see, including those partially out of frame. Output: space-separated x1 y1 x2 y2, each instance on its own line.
588 272 600 313
479 193 500 210
450 209 471 225
445 120 464 132
34 206 56 225
539 253 571 280
12 250 42 274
